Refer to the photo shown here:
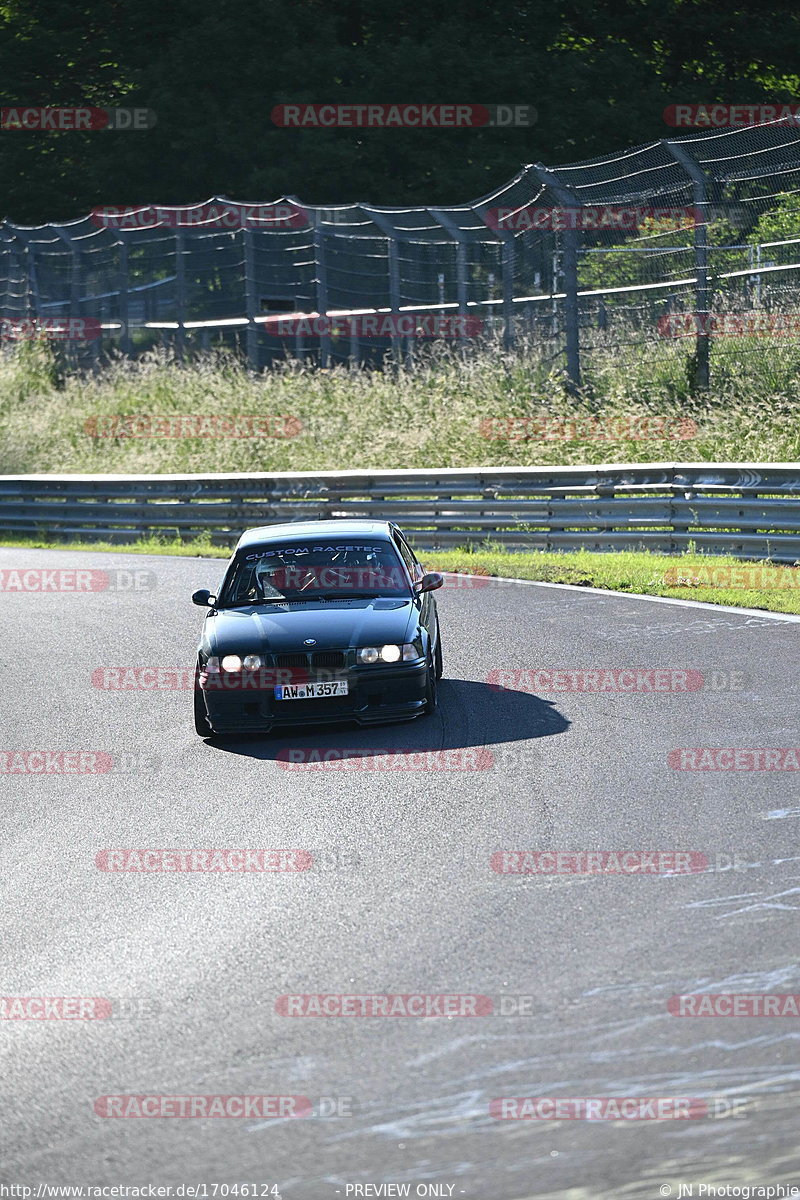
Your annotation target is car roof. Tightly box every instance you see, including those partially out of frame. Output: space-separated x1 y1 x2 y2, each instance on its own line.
235 519 395 551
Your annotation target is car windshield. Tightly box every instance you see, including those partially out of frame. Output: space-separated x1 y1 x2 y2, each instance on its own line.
218 538 412 606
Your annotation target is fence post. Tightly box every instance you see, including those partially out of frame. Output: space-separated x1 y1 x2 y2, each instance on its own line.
175 227 186 360
364 209 403 365
502 235 515 349
314 227 330 367
429 208 469 345
457 243 468 320
349 320 360 367
387 233 402 364
244 227 258 370
6 225 39 322
53 228 82 367
70 247 81 321
663 140 710 390
118 237 131 356
531 164 582 392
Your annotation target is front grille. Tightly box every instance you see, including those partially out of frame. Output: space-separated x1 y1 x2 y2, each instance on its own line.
275 651 347 671
311 651 346 670
276 653 308 669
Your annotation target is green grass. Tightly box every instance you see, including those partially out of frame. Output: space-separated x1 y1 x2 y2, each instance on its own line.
2 339 800 474
2 343 797 615
2 535 798 614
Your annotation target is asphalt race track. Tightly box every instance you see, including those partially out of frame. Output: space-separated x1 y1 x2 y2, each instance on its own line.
1 547 799 1198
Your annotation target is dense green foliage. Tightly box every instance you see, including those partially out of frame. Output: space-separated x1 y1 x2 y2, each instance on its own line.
1 0 800 221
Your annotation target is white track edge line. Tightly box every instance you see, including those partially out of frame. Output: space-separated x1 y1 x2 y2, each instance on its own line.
442 574 800 622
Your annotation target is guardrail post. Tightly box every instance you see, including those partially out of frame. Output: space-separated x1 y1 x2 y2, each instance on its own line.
313 228 330 368
532 165 582 392
244 227 258 370
663 140 711 390
669 463 690 551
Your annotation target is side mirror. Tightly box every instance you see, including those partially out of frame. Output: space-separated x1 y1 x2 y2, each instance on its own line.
415 572 444 594
192 589 216 607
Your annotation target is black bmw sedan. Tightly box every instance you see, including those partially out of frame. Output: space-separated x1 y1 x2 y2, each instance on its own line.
191 519 443 736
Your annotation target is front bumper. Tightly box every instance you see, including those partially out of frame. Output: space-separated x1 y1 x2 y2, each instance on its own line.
199 663 429 733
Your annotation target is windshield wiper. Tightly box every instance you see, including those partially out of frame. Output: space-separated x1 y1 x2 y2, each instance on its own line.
315 591 386 600
223 592 401 607
220 597 312 608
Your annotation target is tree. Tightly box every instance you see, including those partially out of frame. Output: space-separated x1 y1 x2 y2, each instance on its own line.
2 0 800 220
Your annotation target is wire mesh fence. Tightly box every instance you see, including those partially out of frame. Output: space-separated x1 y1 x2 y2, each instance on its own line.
4 118 800 387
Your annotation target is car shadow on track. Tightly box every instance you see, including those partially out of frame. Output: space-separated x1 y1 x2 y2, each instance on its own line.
206 679 570 761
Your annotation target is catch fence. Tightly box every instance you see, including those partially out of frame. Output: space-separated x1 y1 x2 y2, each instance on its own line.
3 121 800 388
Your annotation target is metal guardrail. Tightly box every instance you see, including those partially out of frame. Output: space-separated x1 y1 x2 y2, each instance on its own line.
1 464 798 561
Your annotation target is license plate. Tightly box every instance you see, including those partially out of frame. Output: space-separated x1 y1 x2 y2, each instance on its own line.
274 681 349 700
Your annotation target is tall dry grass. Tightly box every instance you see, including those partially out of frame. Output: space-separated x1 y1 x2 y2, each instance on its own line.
1 339 798 474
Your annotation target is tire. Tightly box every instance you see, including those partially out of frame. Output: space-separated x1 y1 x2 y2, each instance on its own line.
422 650 438 716
194 674 213 737
434 620 443 680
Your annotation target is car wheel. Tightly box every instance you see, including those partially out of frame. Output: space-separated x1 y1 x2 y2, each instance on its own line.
434 620 443 680
194 672 213 737
422 650 438 716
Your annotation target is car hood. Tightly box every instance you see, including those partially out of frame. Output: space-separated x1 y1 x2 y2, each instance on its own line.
202 598 418 656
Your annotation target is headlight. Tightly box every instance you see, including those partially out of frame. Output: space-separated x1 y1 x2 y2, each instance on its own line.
357 644 418 664
221 654 242 672
242 654 262 670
